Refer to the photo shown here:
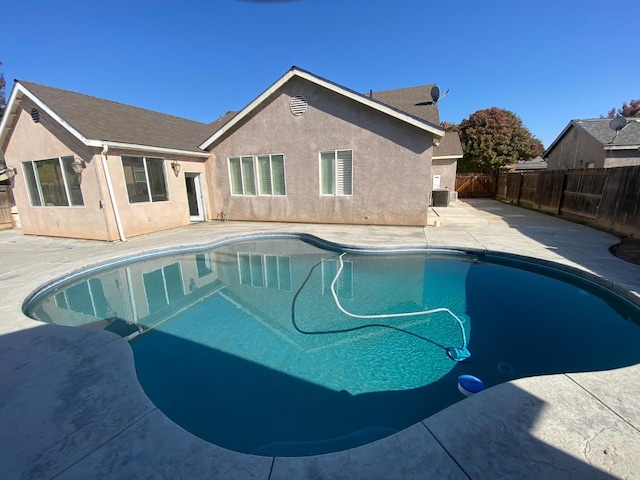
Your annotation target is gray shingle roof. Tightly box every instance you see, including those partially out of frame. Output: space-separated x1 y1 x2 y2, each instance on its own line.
370 85 462 157
18 81 214 153
574 118 640 147
370 85 440 125
434 131 463 157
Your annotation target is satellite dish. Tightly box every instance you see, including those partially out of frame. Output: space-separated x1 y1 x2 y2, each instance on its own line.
430 86 441 103
609 117 628 132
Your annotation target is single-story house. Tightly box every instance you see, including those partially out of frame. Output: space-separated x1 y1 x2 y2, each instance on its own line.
544 118 640 170
0 66 461 241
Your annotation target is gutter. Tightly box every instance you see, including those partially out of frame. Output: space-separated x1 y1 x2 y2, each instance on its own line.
101 144 126 242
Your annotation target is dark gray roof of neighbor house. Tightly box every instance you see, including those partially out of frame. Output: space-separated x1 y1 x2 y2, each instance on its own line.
574 118 640 147
434 131 463 157
370 85 441 125
18 80 214 152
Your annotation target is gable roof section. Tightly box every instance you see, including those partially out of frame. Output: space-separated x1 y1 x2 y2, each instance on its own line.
199 66 445 150
0 81 212 157
433 131 463 159
370 85 440 125
544 118 640 157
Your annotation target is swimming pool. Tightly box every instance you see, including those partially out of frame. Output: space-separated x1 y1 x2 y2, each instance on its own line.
23 235 640 457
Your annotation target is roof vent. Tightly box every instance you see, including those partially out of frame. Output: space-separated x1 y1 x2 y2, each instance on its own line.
30 108 40 123
289 95 308 116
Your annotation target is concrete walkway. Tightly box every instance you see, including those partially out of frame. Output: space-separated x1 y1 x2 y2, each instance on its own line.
1 199 640 479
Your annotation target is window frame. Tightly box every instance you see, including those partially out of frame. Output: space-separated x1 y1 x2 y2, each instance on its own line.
256 153 286 196
319 149 353 196
228 156 256 196
21 156 84 207
229 154 287 197
121 155 169 204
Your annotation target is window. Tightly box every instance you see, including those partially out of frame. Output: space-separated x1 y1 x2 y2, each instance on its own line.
257 154 286 195
122 156 168 203
229 154 287 196
22 156 84 207
320 149 352 195
229 156 256 195
237 253 291 290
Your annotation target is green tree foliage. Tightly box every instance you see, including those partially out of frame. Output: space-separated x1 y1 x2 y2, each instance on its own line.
603 100 640 119
0 60 5 120
457 107 543 173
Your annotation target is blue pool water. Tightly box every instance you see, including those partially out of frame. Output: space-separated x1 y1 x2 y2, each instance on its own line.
23 236 640 457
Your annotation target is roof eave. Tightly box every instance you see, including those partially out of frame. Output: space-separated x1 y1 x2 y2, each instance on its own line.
199 67 445 150
1 82 209 159
603 144 640 151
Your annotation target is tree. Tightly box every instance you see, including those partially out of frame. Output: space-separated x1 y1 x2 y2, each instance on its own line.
457 107 543 173
602 100 640 119
0 60 5 120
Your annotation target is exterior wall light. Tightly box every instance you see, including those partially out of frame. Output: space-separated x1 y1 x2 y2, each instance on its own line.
5 166 16 179
171 161 181 177
70 158 86 175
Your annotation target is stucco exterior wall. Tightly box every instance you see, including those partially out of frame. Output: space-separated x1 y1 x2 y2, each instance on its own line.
104 149 208 238
431 158 458 191
208 77 434 226
2 99 113 240
603 150 640 168
546 126 605 170
3 97 210 241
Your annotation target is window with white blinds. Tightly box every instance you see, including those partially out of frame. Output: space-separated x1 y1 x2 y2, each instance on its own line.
257 154 286 195
228 156 256 195
229 154 286 196
319 149 352 196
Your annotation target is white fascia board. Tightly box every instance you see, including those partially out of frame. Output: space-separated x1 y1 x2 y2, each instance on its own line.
199 69 297 150
199 67 445 150
9 82 92 147
88 140 210 158
604 144 640 151
433 154 463 160
294 69 445 139
1 83 209 159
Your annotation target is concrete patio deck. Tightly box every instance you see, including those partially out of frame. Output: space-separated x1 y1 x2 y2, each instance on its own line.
1 198 640 479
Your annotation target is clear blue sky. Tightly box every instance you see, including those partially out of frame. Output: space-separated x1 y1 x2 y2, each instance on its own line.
2 0 638 148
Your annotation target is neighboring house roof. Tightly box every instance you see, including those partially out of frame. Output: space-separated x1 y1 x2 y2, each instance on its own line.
433 131 463 159
544 118 640 157
514 157 547 171
0 81 213 157
369 85 440 125
200 66 445 150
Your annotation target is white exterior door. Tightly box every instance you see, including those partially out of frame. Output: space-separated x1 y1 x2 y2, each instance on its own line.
185 173 204 222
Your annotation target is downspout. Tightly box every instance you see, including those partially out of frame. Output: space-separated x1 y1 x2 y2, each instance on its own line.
101 144 126 242
91 154 112 242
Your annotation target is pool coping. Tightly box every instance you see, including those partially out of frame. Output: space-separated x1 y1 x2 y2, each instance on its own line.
2 198 640 479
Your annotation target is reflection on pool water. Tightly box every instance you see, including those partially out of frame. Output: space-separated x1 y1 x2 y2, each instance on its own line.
23 236 640 457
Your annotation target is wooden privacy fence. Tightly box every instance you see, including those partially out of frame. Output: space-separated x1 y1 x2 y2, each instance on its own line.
491 166 640 238
455 174 496 198
0 185 14 230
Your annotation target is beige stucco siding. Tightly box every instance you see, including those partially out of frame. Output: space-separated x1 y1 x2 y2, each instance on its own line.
3 98 210 241
104 150 208 238
208 77 434 226
3 100 113 240
431 159 458 191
